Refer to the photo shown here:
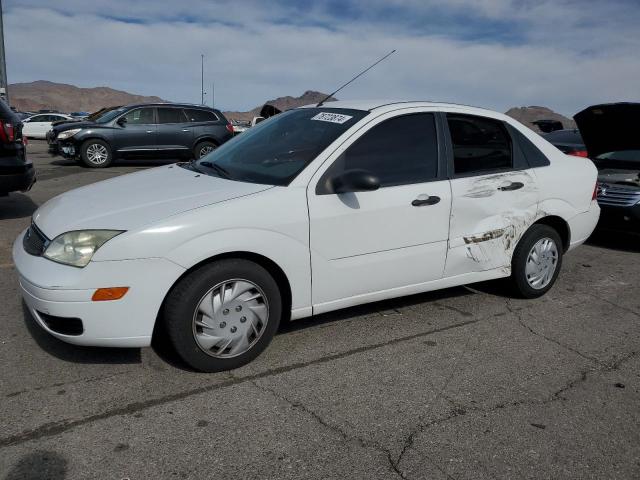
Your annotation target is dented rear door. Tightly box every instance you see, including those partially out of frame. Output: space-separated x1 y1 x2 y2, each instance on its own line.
442 113 539 277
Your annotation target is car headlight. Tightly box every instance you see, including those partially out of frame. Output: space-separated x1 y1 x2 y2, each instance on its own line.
57 128 81 140
44 230 124 267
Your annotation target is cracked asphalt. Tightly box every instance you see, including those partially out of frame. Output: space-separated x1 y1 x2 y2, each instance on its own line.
1 141 639 479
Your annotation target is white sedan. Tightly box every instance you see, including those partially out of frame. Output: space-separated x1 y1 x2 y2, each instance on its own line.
22 113 73 139
13 101 600 372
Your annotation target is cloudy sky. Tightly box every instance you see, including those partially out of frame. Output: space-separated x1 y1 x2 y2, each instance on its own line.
4 0 640 115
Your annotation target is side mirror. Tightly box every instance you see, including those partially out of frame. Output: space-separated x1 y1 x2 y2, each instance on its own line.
117 117 127 127
330 169 380 194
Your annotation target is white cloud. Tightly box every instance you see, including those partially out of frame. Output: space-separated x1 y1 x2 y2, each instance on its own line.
4 1 640 115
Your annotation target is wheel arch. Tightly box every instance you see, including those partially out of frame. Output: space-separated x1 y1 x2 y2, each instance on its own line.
193 136 220 149
531 215 571 252
155 251 293 340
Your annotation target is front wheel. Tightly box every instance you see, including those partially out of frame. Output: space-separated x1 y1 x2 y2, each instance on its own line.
80 139 113 168
510 224 563 298
162 259 282 372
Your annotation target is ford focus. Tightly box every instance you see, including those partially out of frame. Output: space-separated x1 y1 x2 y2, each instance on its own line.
13 101 600 372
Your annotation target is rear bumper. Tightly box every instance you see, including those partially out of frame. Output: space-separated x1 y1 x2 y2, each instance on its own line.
567 201 600 251
0 163 36 194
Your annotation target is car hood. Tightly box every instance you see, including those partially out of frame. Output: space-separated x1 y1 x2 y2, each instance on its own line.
33 165 273 239
574 103 640 158
51 120 95 132
597 168 640 189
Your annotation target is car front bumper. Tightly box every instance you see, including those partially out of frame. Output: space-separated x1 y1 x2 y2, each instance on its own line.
597 203 640 232
0 163 36 194
13 229 186 347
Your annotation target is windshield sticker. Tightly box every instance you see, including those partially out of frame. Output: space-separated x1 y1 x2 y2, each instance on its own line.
311 112 353 124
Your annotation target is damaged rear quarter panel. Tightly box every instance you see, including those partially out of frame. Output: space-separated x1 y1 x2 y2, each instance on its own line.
445 169 540 277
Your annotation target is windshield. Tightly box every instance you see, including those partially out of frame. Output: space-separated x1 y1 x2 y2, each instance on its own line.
186 108 369 186
594 150 640 169
94 107 128 124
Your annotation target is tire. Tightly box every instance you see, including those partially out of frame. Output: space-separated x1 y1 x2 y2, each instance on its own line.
510 224 563 298
162 259 282 372
194 140 217 159
80 139 113 168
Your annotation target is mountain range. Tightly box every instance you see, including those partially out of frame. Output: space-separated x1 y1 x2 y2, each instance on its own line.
8 81 165 113
8 81 575 131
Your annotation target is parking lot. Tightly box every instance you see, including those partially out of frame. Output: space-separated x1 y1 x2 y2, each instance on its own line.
1 140 639 479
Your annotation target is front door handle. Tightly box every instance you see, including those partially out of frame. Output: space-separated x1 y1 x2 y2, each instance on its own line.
146 130 154 134
498 182 524 191
412 196 441 207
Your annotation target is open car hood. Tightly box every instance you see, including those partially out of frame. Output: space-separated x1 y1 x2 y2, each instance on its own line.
574 103 640 158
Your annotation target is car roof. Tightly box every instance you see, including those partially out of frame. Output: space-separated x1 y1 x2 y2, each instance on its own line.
300 99 505 117
124 103 218 110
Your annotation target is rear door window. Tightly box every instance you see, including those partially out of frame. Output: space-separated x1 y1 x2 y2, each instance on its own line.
184 109 219 122
158 108 188 124
446 114 512 175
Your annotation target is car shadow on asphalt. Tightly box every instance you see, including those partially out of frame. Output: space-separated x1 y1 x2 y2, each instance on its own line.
280 285 476 333
21 302 141 365
0 193 38 220
586 228 640 253
3 450 68 480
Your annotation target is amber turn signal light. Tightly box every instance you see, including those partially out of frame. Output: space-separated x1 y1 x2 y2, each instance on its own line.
92 287 129 301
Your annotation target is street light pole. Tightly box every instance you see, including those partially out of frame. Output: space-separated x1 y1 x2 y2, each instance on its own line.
0 0 9 104
200 54 204 105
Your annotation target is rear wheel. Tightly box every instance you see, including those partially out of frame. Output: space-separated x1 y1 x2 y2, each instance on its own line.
81 139 113 168
194 141 217 159
162 259 282 372
510 224 563 298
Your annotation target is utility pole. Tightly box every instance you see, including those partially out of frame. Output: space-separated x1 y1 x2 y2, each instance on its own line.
200 54 204 105
0 0 9 104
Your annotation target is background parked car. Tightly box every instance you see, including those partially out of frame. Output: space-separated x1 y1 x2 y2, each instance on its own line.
0 99 35 196
51 103 234 167
543 129 588 157
575 102 640 232
23 113 74 139
533 119 563 133
231 120 250 135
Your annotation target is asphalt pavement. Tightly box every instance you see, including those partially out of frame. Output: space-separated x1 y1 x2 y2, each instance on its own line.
1 141 639 479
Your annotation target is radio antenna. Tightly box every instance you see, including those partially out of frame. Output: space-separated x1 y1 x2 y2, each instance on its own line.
316 49 396 107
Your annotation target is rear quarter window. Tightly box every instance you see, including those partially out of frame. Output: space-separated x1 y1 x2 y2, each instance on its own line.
507 125 551 168
185 109 219 122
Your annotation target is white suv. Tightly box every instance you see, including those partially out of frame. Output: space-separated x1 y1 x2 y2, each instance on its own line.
14 101 600 371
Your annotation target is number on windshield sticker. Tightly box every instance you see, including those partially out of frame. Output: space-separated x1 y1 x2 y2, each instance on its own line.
311 112 353 124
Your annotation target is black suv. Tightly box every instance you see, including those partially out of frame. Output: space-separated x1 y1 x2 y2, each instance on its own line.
0 99 35 195
50 103 234 167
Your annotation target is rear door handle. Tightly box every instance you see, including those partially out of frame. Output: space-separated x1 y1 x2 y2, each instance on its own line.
498 182 524 191
146 130 154 134
412 196 441 207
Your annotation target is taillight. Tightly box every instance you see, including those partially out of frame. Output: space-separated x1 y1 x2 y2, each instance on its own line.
592 182 598 201
569 149 589 158
226 123 234 134
0 122 14 143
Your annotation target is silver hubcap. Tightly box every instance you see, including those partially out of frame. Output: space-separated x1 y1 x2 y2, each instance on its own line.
199 145 215 157
86 144 108 164
525 237 559 289
192 279 268 358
